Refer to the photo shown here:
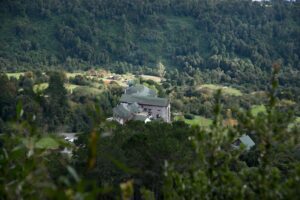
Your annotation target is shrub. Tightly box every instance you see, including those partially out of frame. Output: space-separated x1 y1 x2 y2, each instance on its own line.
184 113 194 120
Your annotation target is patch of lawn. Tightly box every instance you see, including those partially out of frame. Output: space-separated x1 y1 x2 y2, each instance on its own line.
251 105 267 116
66 84 79 93
279 99 296 106
35 137 60 149
175 115 212 127
140 75 162 83
6 73 24 79
198 84 242 96
66 72 83 78
72 86 103 97
33 83 79 93
33 83 49 92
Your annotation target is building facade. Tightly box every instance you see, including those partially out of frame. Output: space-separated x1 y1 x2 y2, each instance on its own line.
113 85 171 124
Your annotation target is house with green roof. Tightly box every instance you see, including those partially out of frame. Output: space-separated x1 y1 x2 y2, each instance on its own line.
113 85 171 124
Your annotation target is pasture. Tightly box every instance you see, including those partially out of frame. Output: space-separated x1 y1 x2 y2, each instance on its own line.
33 83 79 93
251 105 267 116
6 72 24 79
140 75 162 83
198 84 242 96
175 115 212 127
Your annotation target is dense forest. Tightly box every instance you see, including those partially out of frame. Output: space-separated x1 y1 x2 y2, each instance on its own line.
0 0 299 89
1 0 300 199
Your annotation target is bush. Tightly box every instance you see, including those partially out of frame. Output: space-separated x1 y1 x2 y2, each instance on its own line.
184 113 194 120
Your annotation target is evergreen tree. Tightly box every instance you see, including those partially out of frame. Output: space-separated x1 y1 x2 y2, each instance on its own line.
44 71 69 131
157 61 166 78
0 74 17 120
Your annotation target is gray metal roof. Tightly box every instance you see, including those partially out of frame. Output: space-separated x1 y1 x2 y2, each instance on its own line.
125 84 157 97
133 114 149 122
113 104 132 119
120 94 169 107
239 134 255 150
128 102 141 113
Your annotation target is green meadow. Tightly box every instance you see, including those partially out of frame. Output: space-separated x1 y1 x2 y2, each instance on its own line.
251 105 267 116
175 115 213 127
198 84 243 96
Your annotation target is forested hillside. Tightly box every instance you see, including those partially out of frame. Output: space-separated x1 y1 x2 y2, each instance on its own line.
0 0 299 77
1 68 300 199
1 1 300 199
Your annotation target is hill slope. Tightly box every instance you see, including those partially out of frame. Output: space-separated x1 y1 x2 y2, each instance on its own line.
0 0 299 76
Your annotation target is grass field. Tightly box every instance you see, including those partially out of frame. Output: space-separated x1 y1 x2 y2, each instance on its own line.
198 84 242 96
279 99 296 106
175 115 212 127
140 75 162 83
6 71 147 89
33 83 79 93
72 86 103 96
251 105 267 116
7 72 83 79
6 72 24 79
35 137 60 149
66 72 83 78
33 83 49 92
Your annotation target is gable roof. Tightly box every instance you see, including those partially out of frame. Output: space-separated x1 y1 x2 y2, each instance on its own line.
133 113 149 122
128 102 141 113
125 84 157 97
113 104 132 119
239 135 255 150
120 94 169 107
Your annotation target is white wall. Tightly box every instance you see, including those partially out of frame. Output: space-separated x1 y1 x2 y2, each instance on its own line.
140 104 170 123
120 102 171 123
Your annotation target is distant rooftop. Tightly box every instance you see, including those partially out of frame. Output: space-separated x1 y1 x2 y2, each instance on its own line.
121 94 169 107
128 102 141 113
133 113 149 122
232 134 255 151
125 84 157 97
113 104 132 120
239 135 255 150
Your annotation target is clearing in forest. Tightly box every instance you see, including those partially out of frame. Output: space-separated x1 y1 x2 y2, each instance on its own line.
198 84 242 96
175 115 213 127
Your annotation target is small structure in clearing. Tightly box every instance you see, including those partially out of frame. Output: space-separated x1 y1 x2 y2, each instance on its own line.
232 134 255 151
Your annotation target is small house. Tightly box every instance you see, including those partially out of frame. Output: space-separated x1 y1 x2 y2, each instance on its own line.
232 134 255 150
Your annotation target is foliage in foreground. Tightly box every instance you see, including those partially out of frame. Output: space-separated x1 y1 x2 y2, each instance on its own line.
0 67 300 199
164 65 300 199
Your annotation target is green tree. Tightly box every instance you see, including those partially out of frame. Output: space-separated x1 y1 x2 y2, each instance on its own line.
44 71 69 131
0 74 17 120
157 61 166 78
163 67 300 200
